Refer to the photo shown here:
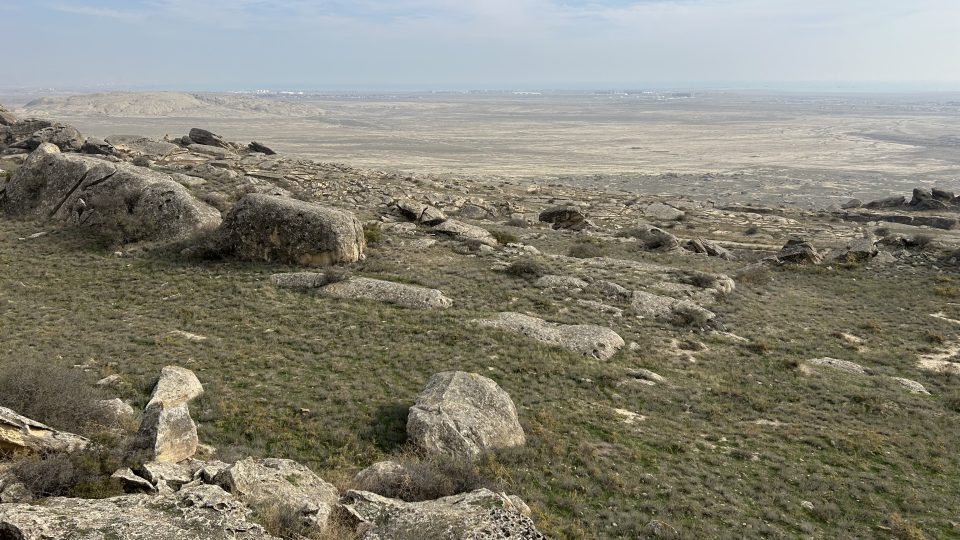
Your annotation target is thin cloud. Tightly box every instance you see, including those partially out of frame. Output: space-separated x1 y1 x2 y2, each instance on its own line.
51 3 146 20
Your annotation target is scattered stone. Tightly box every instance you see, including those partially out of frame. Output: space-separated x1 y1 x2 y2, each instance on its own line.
685 237 735 260
188 128 232 150
320 277 453 309
97 374 122 387
394 198 448 225
806 357 867 375
801 500 815 511
625 368 666 385
644 202 685 221
432 219 497 246
214 457 339 531
247 141 276 155
774 238 823 265
539 205 590 231
631 290 716 325
891 377 930 395
339 488 546 539
0 484 276 539
167 330 208 342
0 406 88 456
534 274 589 290
216 194 365 266
408 371 526 458
633 223 681 251
475 312 624 359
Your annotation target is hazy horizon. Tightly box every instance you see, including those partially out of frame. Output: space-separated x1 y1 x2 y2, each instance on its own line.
3 0 959 91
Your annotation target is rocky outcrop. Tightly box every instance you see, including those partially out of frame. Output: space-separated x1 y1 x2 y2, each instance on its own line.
432 219 497 246
0 484 276 540
0 144 221 244
1 119 52 147
340 488 545 539
106 135 179 157
216 194 365 265
132 366 203 463
407 371 525 458
0 407 88 456
864 195 907 209
80 137 115 156
247 141 276 155
319 277 454 309
0 105 16 126
475 312 624 360
213 457 339 531
539 205 590 230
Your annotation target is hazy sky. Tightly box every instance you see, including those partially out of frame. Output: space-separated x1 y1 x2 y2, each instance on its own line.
3 0 960 90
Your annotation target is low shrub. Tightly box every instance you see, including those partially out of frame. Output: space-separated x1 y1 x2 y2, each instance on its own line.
363 223 384 245
505 258 548 280
490 230 518 245
568 242 604 259
11 436 135 499
352 452 491 502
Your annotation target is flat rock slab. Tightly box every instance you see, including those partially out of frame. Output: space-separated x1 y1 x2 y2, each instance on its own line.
340 488 545 540
432 219 497 246
475 312 624 360
806 357 867 375
320 277 453 309
0 406 88 456
0 484 276 539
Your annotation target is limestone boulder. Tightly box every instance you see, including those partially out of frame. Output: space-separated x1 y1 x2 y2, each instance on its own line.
132 366 204 463
644 202 685 221
1 144 221 244
631 290 716 325
216 194 365 265
394 198 447 225
320 277 453 309
0 484 276 540
188 128 232 150
775 238 823 265
213 457 339 531
685 238 735 260
10 123 83 152
633 223 681 251
407 371 525 458
0 105 17 126
0 406 88 456
106 135 179 157
340 488 546 539
475 312 624 360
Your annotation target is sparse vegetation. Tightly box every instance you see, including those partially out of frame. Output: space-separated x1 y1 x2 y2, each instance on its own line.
567 241 604 259
504 258 548 280
489 230 518 245
363 223 384 245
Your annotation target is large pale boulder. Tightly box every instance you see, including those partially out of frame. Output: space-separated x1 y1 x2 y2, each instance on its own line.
0 484 276 540
340 488 546 539
394 198 447 225
407 371 525 458
475 312 624 360
132 366 203 463
213 457 339 531
0 407 88 456
633 223 681 251
320 277 453 309
217 194 365 265
0 144 221 244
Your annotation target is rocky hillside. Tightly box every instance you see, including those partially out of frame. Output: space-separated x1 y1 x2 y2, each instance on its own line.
1 106 960 538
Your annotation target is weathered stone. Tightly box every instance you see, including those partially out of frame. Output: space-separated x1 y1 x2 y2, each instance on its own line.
213 457 339 531
644 202 685 221
247 141 276 155
106 135 179 157
320 277 453 309
534 275 589 290
539 205 590 230
136 460 198 490
432 219 497 246
475 312 624 359
189 144 237 158
631 290 716 325
0 484 276 539
111 468 157 494
0 107 17 126
458 203 490 220
891 377 930 395
807 357 867 375
217 194 365 266
685 238 735 260
833 235 877 263
1 144 221 244
132 366 204 463
394 198 448 225
80 137 115 156
633 223 681 251
340 489 546 539
352 461 412 495
188 128 232 150
96 398 136 426
932 188 955 201
271 271 328 289
775 238 823 265
841 198 863 209
407 371 525 458
0 406 88 456
1 119 53 147
864 196 907 209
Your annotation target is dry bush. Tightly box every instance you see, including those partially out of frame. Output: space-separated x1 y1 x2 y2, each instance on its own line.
363 223 384 245
11 436 135 499
256 503 357 539
0 360 114 437
320 267 352 285
907 234 935 249
889 513 927 540
568 242 604 259
670 305 714 328
505 258 548 280
490 230 518 245
352 452 491 502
